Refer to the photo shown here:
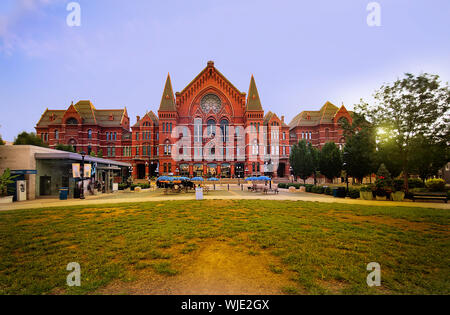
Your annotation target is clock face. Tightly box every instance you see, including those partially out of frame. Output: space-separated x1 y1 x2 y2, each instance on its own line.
200 94 222 114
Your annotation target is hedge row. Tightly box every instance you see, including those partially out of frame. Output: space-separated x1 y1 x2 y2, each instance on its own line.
277 183 360 199
129 183 150 190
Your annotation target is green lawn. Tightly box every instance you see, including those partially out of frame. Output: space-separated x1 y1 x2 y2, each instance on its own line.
0 200 448 295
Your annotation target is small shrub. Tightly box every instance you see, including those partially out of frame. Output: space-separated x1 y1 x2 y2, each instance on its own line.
313 186 324 194
347 188 360 199
425 179 446 192
409 178 425 189
324 187 333 195
376 164 393 187
393 179 404 192
360 185 374 192
278 183 286 189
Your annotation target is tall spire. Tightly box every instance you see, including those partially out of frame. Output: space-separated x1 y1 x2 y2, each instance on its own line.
246 75 263 111
159 73 176 111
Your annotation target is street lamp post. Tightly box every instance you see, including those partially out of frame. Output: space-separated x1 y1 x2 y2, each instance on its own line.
80 151 86 199
343 151 349 194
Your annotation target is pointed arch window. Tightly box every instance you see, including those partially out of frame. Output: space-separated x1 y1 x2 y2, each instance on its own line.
207 119 216 137
252 139 258 155
220 119 229 142
194 118 202 143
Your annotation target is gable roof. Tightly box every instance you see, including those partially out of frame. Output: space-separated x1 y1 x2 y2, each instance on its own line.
36 109 66 127
36 101 128 128
159 74 176 111
264 111 289 128
132 110 159 128
246 75 263 111
289 101 343 129
73 100 96 124
179 61 245 97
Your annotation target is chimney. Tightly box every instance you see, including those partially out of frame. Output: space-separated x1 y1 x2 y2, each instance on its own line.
136 116 140 123
281 116 285 123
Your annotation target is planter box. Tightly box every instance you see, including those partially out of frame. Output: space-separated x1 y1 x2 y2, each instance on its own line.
391 191 405 202
360 191 373 200
0 196 14 204
299 186 306 192
289 187 297 193
376 195 387 201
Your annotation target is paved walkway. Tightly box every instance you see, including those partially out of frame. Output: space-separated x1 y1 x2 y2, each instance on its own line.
1 188 448 211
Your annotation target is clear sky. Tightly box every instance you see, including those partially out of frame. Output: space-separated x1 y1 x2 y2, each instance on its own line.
0 0 449 141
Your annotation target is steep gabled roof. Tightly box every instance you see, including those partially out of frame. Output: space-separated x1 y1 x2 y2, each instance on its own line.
159 74 176 111
36 101 127 128
94 109 126 127
74 100 97 124
132 110 159 128
319 101 339 124
147 111 159 125
179 61 244 97
246 75 263 111
289 101 341 129
264 111 289 128
263 111 275 124
36 109 65 127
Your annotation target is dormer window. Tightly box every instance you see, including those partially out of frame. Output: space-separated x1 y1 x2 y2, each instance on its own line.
66 118 78 125
109 114 114 121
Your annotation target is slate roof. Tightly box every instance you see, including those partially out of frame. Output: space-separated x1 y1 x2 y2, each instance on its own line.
158 74 176 111
246 75 263 111
289 101 342 129
264 111 289 127
36 101 127 128
132 111 159 128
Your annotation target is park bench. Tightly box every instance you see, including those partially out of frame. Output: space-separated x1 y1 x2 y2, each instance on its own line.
263 187 279 195
412 193 448 203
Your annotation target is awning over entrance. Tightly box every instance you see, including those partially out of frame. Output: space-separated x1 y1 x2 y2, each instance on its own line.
34 152 131 168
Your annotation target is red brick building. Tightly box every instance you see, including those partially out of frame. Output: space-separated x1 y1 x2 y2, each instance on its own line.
132 61 291 179
288 101 353 150
35 100 132 164
35 62 353 180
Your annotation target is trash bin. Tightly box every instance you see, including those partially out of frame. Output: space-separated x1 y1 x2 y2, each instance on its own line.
332 188 339 197
59 187 69 200
337 187 346 198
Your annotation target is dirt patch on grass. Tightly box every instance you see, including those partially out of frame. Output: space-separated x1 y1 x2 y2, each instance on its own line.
97 240 302 295
332 212 448 233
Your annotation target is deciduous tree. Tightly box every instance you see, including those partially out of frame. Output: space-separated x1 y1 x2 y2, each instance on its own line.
319 142 342 182
357 73 450 191
13 132 47 147
289 140 313 184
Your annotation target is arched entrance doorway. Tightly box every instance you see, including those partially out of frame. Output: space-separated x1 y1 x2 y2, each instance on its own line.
277 163 286 178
